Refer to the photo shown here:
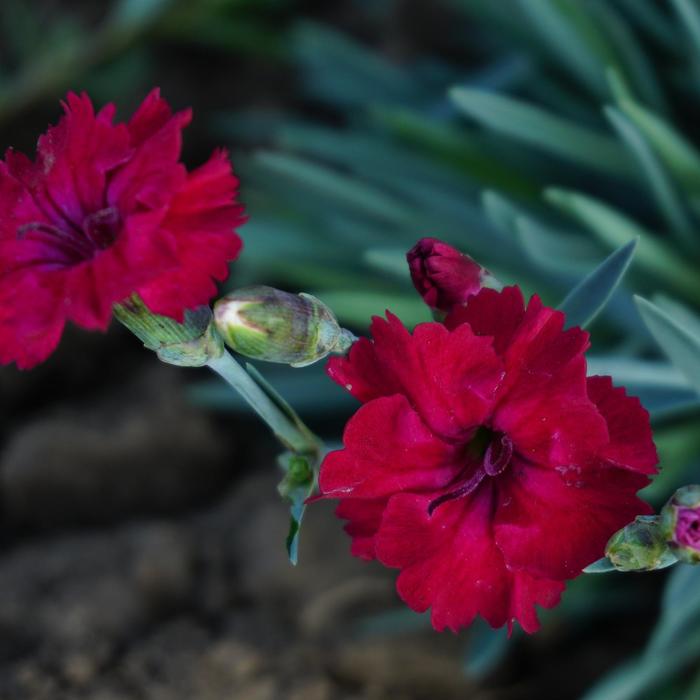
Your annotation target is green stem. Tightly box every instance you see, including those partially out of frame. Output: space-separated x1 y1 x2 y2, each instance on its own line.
206 349 318 455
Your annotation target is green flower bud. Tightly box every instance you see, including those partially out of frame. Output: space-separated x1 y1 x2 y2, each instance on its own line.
605 515 671 572
213 286 355 367
277 454 314 501
114 295 223 367
661 485 700 564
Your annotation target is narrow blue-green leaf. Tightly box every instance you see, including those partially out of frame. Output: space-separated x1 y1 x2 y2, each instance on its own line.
635 296 700 396
292 22 416 107
450 88 634 178
558 238 636 328
464 620 510 678
364 248 411 279
616 0 678 50
654 294 700 341
544 188 700 301
591 3 667 114
586 356 700 419
671 0 700 66
517 0 609 95
586 356 692 390
583 557 617 574
649 555 700 653
373 108 540 200
516 215 603 276
584 553 678 575
481 190 522 238
605 107 695 249
277 124 469 196
640 391 700 421
608 69 700 192
253 151 413 225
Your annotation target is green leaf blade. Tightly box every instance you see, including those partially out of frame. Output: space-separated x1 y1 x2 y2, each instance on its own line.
604 106 696 250
559 238 637 328
545 188 700 302
450 87 634 178
583 557 618 574
635 296 700 396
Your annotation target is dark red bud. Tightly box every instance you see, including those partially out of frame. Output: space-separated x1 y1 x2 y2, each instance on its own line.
407 237 489 313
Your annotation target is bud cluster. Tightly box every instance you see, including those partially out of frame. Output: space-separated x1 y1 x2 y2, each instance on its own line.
602 485 700 572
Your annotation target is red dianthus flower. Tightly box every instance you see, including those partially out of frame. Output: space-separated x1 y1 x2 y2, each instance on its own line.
320 285 658 633
0 90 245 368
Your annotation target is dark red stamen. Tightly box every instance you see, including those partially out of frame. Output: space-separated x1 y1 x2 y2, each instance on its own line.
428 432 514 517
17 222 94 261
83 207 120 250
428 467 486 516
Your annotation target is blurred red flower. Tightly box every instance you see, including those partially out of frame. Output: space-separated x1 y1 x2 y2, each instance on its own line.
320 284 658 633
0 90 245 368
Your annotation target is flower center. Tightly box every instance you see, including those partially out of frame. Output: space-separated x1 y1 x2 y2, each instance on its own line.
17 207 121 267
428 429 513 516
83 207 121 250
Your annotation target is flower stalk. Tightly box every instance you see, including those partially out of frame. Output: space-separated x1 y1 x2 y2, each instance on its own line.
206 350 322 457
115 289 330 563
116 295 322 458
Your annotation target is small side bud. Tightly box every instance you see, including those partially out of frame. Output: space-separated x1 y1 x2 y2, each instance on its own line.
605 515 671 572
277 453 316 565
278 454 314 501
661 485 700 564
407 237 499 313
214 286 355 367
114 296 223 367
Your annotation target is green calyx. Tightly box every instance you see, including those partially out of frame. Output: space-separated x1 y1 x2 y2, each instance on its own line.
214 286 355 367
605 515 674 572
113 295 224 367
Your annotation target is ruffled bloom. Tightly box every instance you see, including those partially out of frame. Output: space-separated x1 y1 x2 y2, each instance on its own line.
0 90 245 368
319 283 657 633
407 237 491 313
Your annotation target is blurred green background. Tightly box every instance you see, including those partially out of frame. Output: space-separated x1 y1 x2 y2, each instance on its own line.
2 1 700 699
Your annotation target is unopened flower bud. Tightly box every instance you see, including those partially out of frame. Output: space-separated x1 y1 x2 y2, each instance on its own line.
407 237 499 313
605 515 670 572
214 286 355 367
661 485 700 564
114 296 223 367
